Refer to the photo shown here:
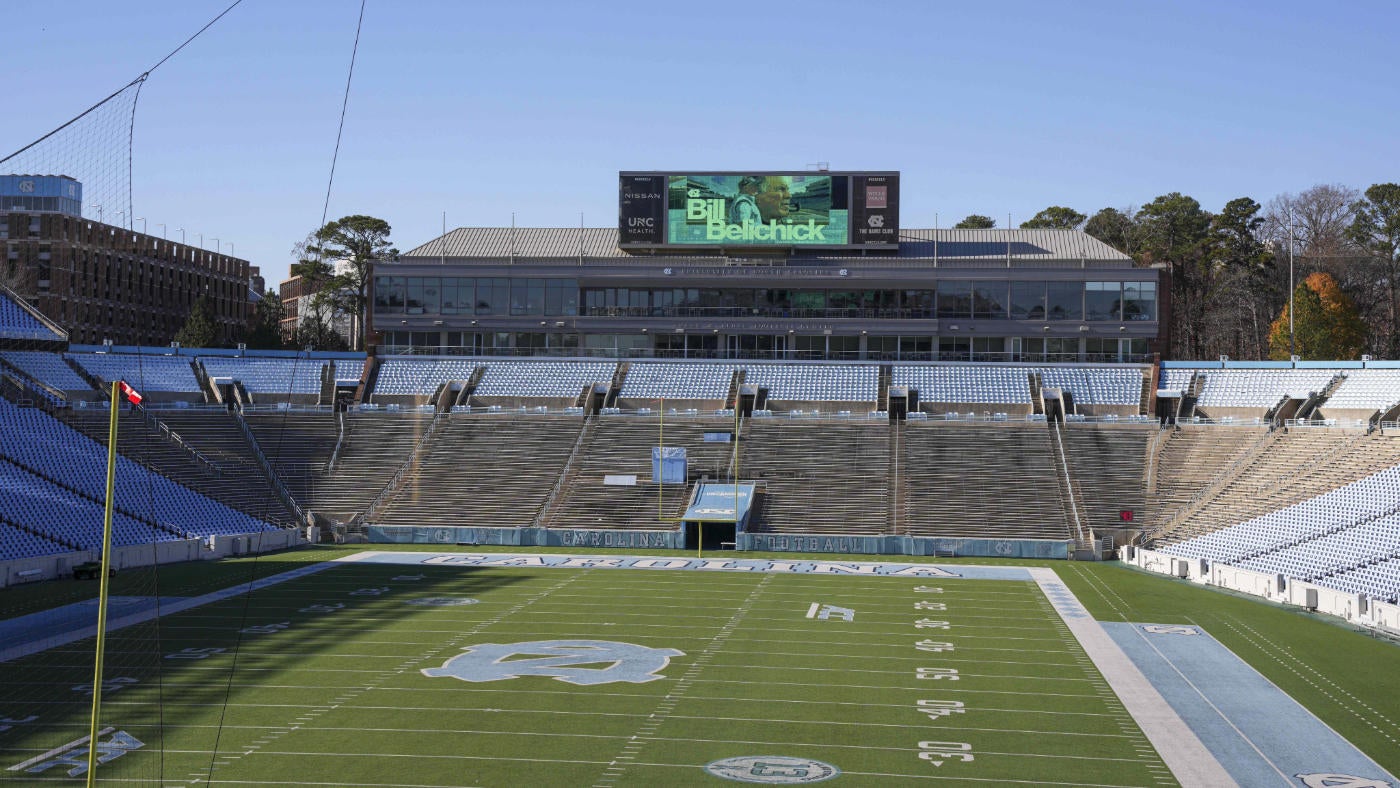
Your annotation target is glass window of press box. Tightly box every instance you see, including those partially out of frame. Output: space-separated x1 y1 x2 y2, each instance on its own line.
375 277 1154 322
375 277 578 316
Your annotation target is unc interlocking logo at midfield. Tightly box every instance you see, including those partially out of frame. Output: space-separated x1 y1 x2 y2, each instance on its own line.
421 640 682 685
705 756 840 784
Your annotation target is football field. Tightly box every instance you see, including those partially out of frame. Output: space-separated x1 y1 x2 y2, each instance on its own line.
1 549 1398 787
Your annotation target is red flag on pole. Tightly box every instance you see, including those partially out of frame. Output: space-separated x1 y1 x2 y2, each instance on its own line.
118 380 143 407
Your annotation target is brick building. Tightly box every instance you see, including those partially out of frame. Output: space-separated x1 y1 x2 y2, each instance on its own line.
1 176 251 346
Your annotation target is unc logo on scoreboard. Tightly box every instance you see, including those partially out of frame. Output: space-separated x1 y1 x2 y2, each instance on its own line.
421 640 683 686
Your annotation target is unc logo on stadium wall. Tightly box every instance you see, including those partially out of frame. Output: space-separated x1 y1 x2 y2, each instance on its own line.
421 640 682 685
706 756 840 784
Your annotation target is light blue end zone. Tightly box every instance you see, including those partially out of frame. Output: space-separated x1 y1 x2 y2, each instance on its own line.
1103 621 1396 788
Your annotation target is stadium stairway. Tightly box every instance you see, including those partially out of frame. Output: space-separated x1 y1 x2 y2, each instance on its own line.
1156 429 1400 547
368 413 586 528
1145 425 1269 535
1059 422 1155 534
61 408 300 527
541 415 737 531
244 410 434 524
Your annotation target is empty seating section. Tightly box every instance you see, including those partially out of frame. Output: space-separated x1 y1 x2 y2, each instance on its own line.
0 398 277 552
1041 367 1142 405
1162 463 1400 602
1327 558 1400 603
63 409 298 526
474 360 616 398
373 358 480 396
1165 430 1398 541
1196 369 1335 408
1324 370 1400 411
742 364 876 403
900 423 1069 540
70 353 200 392
1234 514 1400 586
245 411 431 523
543 416 738 530
201 357 323 394
891 365 1030 404
1061 424 1154 531
376 414 583 526
0 292 62 341
1148 426 1267 532
742 421 889 534
1159 369 1195 392
0 351 90 390
0 520 70 561
333 359 365 383
622 363 742 400
1 463 167 550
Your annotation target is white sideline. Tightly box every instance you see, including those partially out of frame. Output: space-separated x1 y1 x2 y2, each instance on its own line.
1027 567 1236 788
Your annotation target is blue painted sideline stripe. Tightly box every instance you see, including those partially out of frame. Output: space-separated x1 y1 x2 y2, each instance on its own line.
0 561 340 663
1102 621 1398 788
1028 567 1235 788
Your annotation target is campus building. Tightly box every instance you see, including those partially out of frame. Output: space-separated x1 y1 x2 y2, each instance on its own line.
373 171 1167 362
1 175 251 346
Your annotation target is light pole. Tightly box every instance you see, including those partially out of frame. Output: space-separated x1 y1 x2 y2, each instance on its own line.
117 211 126 229
157 223 166 240
198 233 204 249
136 217 147 235
93 205 104 223
212 238 221 256
1288 207 1295 359
176 228 185 245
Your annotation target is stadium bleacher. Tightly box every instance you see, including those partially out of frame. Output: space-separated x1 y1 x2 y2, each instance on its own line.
891 364 1031 404
473 360 616 399
0 351 90 391
1322 369 1400 412
0 291 64 341
742 364 877 403
69 352 201 392
373 358 482 397
1195 368 1336 408
200 356 323 394
0 396 278 555
620 362 743 401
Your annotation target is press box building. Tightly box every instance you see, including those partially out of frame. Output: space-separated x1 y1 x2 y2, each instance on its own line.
370 171 1166 362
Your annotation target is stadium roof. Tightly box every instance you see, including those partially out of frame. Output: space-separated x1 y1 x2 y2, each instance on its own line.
401 227 1132 262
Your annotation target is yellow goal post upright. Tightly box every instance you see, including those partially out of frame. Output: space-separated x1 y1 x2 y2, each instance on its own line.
85 380 121 786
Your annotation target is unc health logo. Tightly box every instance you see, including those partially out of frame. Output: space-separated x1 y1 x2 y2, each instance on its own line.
706 756 840 784
421 640 682 686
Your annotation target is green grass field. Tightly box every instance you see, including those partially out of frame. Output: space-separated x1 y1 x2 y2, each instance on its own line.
1 547 1398 786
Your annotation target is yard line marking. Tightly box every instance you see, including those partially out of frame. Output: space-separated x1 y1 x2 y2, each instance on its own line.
1028 567 1232 788
593 573 774 788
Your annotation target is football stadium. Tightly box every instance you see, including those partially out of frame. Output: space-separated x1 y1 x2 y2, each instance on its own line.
4 272 1400 785
4 4 1400 787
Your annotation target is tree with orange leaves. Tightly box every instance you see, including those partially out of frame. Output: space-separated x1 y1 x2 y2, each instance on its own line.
1268 272 1366 360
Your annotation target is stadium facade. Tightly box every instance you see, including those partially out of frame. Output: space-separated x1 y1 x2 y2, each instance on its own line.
372 171 1167 362
1 175 252 346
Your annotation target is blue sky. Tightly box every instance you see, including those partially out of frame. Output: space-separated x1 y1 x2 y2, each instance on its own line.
5 0 1397 285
